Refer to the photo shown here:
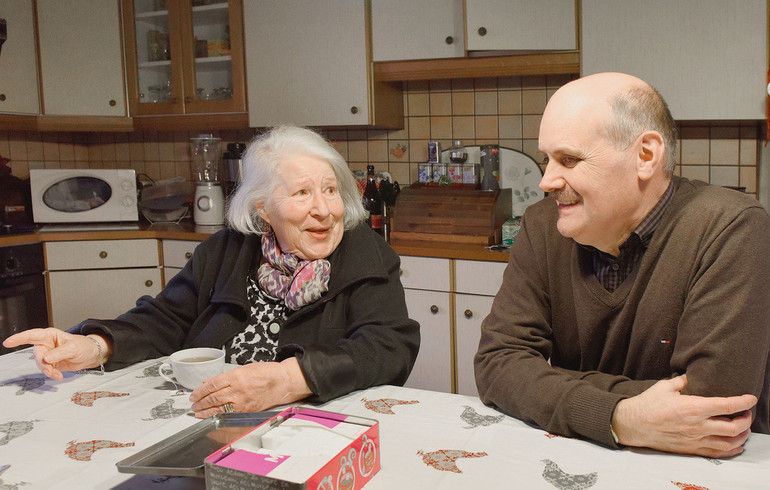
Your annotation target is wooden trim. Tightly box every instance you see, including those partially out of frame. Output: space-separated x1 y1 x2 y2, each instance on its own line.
36 115 134 132
131 111 249 131
373 51 580 82
0 113 38 131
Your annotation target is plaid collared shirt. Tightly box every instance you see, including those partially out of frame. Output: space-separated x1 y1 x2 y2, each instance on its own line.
591 181 674 292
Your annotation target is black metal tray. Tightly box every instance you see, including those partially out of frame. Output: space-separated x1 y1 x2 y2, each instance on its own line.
116 411 279 477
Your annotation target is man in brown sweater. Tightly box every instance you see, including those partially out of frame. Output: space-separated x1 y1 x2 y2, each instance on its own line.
474 72 770 458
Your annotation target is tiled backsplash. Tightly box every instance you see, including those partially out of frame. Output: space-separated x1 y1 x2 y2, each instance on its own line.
0 75 760 199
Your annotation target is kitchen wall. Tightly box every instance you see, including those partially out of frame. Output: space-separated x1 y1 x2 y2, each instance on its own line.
0 74 760 200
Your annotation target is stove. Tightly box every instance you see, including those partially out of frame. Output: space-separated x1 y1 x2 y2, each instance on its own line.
0 223 38 236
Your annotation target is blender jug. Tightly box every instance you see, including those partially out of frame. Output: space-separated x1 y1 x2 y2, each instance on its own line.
190 135 225 225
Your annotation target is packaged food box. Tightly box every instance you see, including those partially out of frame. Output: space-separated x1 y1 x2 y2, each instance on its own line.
205 407 379 490
502 216 522 247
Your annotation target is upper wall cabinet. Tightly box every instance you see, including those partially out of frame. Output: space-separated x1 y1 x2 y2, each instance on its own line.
36 0 126 116
244 0 402 128
465 0 577 51
582 0 767 121
0 0 39 115
372 0 465 62
122 0 246 119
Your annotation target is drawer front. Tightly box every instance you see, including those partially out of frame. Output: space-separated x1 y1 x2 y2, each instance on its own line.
46 239 160 270
455 259 507 296
399 255 451 292
162 240 201 269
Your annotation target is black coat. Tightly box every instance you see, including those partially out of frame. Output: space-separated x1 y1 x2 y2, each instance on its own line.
71 223 420 402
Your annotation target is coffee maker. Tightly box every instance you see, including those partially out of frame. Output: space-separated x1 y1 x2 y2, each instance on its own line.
223 142 246 197
190 135 225 226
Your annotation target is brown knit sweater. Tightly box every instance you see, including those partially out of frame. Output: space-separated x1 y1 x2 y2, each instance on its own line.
474 176 770 448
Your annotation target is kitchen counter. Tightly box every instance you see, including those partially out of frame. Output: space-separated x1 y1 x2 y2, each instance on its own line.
0 221 511 263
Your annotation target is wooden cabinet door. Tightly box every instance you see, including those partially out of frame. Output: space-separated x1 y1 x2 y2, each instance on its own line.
582 0 766 120
36 0 126 116
0 0 39 114
404 288 452 393
454 293 494 396
244 0 401 128
371 0 465 62
465 0 577 51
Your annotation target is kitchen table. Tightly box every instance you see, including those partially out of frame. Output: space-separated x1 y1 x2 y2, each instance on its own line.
1 349 769 489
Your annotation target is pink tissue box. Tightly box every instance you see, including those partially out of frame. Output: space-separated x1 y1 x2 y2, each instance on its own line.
204 407 380 490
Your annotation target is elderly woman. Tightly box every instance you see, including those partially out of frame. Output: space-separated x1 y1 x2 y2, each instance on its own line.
3 125 420 417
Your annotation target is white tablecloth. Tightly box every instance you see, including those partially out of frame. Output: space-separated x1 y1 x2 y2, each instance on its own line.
1 348 769 489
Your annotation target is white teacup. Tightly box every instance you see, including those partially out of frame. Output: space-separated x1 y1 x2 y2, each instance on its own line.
159 347 225 390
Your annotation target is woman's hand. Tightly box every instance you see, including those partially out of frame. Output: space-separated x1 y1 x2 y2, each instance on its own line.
2 328 110 380
189 357 312 418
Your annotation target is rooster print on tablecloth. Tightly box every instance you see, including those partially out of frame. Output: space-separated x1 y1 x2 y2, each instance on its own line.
143 399 188 421
0 376 46 395
416 449 488 474
0 464 29 490
361 397 419 415
70 391 130 407
0 420 38 446
671 482 709 490
541 459 598 490
64 440 135 461
459 406 504 429
135 362 163 378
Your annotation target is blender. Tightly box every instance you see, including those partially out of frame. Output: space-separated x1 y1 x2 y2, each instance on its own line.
190 135 225 225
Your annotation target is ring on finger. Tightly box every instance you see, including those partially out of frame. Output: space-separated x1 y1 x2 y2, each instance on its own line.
222 402 235 413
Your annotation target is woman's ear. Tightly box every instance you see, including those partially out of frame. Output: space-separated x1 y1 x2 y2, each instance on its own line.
255 200 271 225
636 130 665 181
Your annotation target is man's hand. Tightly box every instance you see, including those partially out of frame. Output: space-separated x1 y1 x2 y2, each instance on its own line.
612 374 757 458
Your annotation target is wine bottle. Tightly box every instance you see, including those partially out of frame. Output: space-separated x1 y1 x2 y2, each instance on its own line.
362 165 383 235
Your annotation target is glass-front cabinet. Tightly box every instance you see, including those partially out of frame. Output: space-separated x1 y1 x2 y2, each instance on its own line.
122 0 245 116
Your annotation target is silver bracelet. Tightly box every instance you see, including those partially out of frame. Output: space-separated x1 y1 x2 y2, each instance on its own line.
87 336 105 375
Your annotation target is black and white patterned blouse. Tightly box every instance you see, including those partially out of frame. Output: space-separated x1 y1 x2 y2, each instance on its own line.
225 275 287 364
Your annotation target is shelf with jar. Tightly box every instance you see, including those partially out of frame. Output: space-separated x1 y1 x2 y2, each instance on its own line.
122 0 247 129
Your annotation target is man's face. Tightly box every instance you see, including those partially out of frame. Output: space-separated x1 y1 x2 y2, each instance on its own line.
538 92 641 255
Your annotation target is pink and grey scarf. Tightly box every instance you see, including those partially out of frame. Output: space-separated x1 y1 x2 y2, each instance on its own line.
257 232 331 310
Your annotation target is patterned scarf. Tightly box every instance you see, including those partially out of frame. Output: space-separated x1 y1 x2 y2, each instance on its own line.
257 231 331 310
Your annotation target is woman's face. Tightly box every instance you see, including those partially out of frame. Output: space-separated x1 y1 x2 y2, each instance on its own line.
259 153 345 260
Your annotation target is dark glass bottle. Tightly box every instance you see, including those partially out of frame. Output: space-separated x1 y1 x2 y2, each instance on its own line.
362 165 383 235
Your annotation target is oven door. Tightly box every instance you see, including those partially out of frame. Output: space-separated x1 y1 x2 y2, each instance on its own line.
0 272 48 355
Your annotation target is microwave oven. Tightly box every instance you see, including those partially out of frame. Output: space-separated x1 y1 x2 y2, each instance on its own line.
29 169 138 223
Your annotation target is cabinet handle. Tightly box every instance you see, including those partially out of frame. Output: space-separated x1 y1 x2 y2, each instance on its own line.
464 309 473 319
430 305 439 314
109 99 116 106
350 106 359 114
145 280 153 287
478 26 487 36
0 94 6 101
185 252 193 259
399 269 403 276
99 251 108 259
445 36 454 45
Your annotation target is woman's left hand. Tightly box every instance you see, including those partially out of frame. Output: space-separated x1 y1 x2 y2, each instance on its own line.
188 357 312 418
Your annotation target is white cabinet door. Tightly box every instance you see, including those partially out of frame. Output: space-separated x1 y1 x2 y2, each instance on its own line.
162 239 199 285
404 288 452 393
455 293 494 396
371 0 465 62
244 0 371 127
582 0 766 120
465 0 576 51
48 268 162 329
0 0 39 114
46 240 160 271
36 0 126 116
399 255 451 292
455 259 506 296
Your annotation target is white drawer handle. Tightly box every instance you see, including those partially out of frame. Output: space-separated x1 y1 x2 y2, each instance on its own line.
99 251 108 259
145 280 153 287
464 309 473 319
430 305 438 314
185 252 193 259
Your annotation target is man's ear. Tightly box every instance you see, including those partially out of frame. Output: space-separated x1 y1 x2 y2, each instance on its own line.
637 130 665 181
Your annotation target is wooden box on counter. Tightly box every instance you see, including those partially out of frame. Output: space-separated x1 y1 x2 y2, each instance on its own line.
390 185 512 245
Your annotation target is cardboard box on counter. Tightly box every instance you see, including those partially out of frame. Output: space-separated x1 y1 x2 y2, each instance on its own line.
502 216 522 247
205 407 379 490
